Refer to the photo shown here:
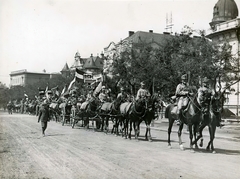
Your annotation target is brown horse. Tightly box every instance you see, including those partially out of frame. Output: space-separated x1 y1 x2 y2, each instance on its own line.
192 91 225 153
142 93 160 141
165 94 202 151
119 98 147 140
98 97 123 134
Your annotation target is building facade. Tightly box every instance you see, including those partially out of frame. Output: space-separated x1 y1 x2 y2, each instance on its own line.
10 69 50 87
207 0 240 114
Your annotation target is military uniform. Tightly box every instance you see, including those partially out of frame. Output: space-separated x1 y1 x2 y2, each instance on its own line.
117 87 129 103
98 86 110 103
175 74 190 117
136 82 151 100
197 77 214 115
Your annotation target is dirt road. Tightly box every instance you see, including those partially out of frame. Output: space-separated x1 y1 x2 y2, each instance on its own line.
0 112 240 179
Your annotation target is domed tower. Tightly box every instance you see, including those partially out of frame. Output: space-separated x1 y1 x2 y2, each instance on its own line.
210 0 238 29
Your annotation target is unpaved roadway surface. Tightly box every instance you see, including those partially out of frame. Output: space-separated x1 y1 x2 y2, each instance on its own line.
0 111 240 179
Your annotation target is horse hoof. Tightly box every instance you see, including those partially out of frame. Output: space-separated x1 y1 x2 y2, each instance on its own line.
168 145 172 149
212 150 216 154
180 145 184 150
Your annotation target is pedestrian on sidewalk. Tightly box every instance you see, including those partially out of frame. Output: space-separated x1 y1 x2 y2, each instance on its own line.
38 100 50 137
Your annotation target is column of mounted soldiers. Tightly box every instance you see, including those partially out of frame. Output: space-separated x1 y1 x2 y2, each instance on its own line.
6 73 223 128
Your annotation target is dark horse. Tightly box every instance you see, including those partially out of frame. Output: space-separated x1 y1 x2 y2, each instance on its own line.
98 97 123 134
119 98 147 140
165 94 202 151
72 96 100 129
141 93 161 141
192 91 225 153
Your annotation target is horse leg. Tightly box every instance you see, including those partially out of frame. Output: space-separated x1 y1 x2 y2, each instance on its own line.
178 123 184 150
124 119 128 139
168 118 174 148
145 120 152 142
188 124 195 152
193 124 199 149
207 124 216 153
105 116 109 134
128 121 132 140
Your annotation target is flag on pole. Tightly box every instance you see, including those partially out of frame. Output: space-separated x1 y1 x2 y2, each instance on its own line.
75 68 85 81
68 77 76 91
45 86 51 99
61 85 67 95
93 81 102 96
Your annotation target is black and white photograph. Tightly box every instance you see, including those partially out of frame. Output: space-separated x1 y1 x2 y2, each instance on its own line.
0 0 240 178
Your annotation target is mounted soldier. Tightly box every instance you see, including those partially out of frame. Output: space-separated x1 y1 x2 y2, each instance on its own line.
175 74 192 119
136 82 151 100
98 86 110 103
197 77 213 115
197 77 224 127
117 87 130 103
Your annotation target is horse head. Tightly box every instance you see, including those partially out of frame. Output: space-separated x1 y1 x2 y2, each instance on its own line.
211 91 224 114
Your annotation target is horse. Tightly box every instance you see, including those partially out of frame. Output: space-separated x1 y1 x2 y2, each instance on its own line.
192 91 225 153
165 93 202 151
72 96 101 129
141 93 161 141
119 98 147 140
98 97 122 134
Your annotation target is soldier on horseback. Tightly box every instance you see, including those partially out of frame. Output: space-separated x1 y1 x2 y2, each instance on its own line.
117 87 130 103
98 86 110 103
197 77 213 114
136 82 151 100
197 77 223 127
175 74 192 120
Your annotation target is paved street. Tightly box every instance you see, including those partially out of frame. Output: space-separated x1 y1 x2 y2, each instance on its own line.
1 111 240 179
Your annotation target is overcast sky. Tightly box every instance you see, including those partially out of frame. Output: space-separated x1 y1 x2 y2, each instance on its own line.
0 0 239 86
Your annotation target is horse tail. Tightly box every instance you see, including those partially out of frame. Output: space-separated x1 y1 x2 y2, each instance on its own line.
165 104 171 118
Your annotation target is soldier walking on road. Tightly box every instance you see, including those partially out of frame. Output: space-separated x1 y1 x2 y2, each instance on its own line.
38 100 50 137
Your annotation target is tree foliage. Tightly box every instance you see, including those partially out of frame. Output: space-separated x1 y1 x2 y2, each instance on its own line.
110 28 237 100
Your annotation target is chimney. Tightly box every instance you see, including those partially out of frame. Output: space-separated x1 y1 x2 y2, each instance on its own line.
163 32 170 35
129 31 134 37
149 30 153 33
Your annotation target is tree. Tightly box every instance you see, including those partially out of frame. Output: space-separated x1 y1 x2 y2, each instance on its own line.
110 27 236 100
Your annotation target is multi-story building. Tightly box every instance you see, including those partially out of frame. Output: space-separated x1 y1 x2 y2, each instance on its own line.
103 30 173 75
10 69 50 87
206 0 240 115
